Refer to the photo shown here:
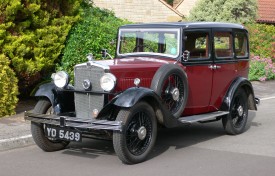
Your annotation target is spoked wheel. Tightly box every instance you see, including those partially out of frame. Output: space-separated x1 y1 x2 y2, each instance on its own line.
151 64 188 117
31 99 70 151
113 101 157 164
161 73 185 115
222 89 248 135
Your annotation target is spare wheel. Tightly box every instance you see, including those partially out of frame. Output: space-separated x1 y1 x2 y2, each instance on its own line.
150 64 188 118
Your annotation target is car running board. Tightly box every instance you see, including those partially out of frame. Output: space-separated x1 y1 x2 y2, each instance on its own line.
178 111 229 124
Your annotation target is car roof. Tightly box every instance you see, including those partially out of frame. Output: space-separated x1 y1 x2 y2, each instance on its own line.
120 22 246 30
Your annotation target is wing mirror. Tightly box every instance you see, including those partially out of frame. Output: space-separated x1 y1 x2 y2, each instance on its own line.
101 49 113 59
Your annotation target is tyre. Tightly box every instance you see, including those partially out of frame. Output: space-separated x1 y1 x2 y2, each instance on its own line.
113 101 157 164
31 99 70 152
222 88 248 135
151 64 188 118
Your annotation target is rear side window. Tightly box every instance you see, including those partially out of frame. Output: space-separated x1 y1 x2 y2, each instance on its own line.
234 32 248 58
214 32 233 58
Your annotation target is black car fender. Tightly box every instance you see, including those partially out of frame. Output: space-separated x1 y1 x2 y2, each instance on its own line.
98 87 181 128
113 87 159 108
221 77 257 111
34 82 75 114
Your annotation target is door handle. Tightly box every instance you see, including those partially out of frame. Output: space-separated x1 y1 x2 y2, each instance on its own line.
209 65 221 70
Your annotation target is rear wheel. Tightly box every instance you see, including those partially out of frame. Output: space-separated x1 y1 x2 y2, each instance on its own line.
31 99 69 151
222 89 248 135
113 101 157 164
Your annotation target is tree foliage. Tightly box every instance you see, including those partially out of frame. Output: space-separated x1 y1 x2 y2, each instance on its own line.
58 2 130 79
188 0 258 23
0 0 81 96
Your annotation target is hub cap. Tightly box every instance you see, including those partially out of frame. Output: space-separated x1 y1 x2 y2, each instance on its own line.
137 126 147 140
171 88 180 101
237 105 244 117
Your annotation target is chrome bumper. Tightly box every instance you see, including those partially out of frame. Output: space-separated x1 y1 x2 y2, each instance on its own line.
24 112 122 132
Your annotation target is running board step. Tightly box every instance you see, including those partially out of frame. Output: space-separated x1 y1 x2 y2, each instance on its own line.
178 111 229 124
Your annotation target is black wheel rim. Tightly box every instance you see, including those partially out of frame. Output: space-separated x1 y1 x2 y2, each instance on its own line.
161 73 185 114
126 111 153 156
231 96 247 128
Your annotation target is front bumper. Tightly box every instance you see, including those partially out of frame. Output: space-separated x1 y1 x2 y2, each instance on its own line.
24 112 122 132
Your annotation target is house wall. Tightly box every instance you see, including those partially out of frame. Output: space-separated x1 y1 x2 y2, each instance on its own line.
91 0 183 22
176 0 198 17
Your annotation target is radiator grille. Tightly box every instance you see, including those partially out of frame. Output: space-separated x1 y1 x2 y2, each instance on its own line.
74 65 105 119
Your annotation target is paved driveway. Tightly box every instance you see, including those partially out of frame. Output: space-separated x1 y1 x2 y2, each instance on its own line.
0 97 274 176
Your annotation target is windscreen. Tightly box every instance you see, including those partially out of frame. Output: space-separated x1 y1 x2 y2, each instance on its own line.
117 28 180 58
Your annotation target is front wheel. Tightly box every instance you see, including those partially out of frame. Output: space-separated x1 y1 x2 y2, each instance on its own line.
222 89 248 135
31 99 69 152
113 101 157 164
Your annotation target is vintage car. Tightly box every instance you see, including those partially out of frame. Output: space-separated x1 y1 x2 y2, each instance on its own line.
25 22 259 164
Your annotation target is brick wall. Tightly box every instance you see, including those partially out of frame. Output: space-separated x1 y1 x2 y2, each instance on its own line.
91 0 183 22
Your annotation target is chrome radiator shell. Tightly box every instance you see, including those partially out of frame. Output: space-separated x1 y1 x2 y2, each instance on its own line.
74 64 105 119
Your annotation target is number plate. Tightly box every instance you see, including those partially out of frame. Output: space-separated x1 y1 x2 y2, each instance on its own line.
45 125 82 142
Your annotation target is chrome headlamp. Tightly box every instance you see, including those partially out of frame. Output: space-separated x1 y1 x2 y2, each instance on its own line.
52 71 69 88
100 73 116 92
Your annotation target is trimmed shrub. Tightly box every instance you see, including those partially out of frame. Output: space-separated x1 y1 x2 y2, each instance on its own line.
0 55 19 117
0 0 81 97
249 56 275 81
58 2 130 79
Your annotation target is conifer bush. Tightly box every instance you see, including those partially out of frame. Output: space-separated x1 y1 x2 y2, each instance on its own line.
0 0 81 96
0 55 19 117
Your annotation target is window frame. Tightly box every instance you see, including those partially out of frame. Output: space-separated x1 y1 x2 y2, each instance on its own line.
183 29 212 62
116 28 181 59
233 30 249 60
213 30 234 60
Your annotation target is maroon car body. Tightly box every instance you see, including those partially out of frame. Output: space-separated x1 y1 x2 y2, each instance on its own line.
25 22 258 164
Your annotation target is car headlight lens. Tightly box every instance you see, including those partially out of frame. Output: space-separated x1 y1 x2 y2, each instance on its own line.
100 73 116 92
53 71 69 88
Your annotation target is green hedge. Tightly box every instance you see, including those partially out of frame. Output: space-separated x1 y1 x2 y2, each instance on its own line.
247 23 275 60
0 55 19 117
0 0 81 96
57 3 130 79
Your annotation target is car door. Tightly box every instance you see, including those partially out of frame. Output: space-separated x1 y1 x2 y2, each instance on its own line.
210 29 238 110
182 29 214 116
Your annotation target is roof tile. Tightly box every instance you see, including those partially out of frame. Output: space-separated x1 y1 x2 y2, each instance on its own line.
257 0 275 23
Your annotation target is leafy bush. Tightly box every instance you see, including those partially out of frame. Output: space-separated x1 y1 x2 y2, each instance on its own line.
58 2 130 79
0 55 19 117
249 56 275 81
246 23 275 60
0 0 81 96
188 0 257 23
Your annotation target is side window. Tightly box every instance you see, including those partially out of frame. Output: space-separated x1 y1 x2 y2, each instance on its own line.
214 32 233 58
184 32 209 59
234 32 248 57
